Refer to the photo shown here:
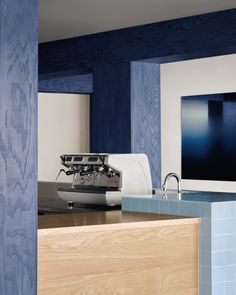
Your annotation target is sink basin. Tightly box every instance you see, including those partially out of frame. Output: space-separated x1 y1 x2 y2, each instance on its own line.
153 188 198 195
152 188 199 200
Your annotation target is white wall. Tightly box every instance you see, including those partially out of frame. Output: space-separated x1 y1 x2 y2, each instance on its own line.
38 92 90 182
161 53 236 192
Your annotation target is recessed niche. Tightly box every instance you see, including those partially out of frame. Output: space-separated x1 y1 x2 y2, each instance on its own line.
181 92 236 181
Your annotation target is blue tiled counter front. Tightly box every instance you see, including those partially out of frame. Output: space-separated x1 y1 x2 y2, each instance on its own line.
122 192 236 295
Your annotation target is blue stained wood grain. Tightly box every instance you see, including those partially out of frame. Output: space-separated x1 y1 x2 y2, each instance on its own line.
39 8 236 191
39 9 236 76
38 73 93 94
131 62 161 188
91 63 131 153
0 1 37 294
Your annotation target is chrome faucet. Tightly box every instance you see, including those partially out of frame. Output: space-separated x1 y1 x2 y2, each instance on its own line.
162 173 181 193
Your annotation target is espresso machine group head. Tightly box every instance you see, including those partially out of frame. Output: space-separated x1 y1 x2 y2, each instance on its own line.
57 153 152 206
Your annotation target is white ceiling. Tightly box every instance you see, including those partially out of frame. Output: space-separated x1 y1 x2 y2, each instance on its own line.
39 0 236 43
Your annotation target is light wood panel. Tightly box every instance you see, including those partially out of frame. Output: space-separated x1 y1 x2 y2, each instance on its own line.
38 214 199 295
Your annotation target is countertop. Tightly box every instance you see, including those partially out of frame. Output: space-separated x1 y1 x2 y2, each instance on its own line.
38 210 199 230
125 191 236 203
121 190 236 295
38 181 121 215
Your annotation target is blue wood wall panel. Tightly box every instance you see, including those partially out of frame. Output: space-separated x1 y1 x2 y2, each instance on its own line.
0 1 37 294
38 73 93 94
91 63 131 153
39 9 236 76
131 62 161 188
39 8 236 190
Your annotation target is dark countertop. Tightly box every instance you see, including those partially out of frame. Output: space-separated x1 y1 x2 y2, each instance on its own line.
38 181 120 215
38 210 196 230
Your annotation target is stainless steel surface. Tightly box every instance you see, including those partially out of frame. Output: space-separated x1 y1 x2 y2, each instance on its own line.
162 173 181 193
38 181 121 215
57 154 120 190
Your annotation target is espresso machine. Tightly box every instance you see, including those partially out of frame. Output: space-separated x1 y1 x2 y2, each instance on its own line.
56 153 152 207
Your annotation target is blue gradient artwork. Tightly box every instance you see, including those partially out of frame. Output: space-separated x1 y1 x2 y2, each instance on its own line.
182 93 236 181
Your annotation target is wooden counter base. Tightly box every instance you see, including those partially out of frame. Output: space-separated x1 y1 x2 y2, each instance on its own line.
38 211 199 295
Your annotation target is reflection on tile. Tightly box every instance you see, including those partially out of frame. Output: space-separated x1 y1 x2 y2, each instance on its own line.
212 251 226 267
140 199 150 213
224 265 236 282
212 267 224 283
122 198 132 211
159 200 169 214
149 199 160 213
131 198 140 212
212 282 225 295
199 282 211 295
225 281 236 295
200 250 211 267
168 201 179 215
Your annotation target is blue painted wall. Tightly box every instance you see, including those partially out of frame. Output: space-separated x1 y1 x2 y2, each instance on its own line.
39 73 93 94
131 62 161 188
0 1 37 294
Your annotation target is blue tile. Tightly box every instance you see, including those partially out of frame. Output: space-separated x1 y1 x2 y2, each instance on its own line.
201 203 211 218
168 201 179 215
225 250 236 265
222 219 236 234
140 199 150 213
189 202 201 217
212 235 225 251
212 282 225 295
232 234 236 249
212 267 224 283
131 198 140 212
224 265 236 282
200 266 212 284
224 234 234 250
212 251 226 267
222 202 236 219
225 281 236 295
179 201 191 216
201 234 212 251
200 218 211 235
149 199 160 214
199 282 211 295
200 250 211 267
159 200 169 214
212 203 223 220
212 220 225 235
122 197 132 211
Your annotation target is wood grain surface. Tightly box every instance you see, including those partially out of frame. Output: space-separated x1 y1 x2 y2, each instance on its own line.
0 0 38 294
38 217 199 295
39 73 93 94
39 9 236 76
91 62 131 153
131 62 161 188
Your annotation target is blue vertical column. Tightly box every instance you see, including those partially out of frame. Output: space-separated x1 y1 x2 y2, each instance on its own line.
0 1 38 294
92 61 161 187
91 63 131 153
131 62 161 188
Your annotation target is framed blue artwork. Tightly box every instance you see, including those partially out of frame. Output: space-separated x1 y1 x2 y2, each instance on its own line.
182 93 236 181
